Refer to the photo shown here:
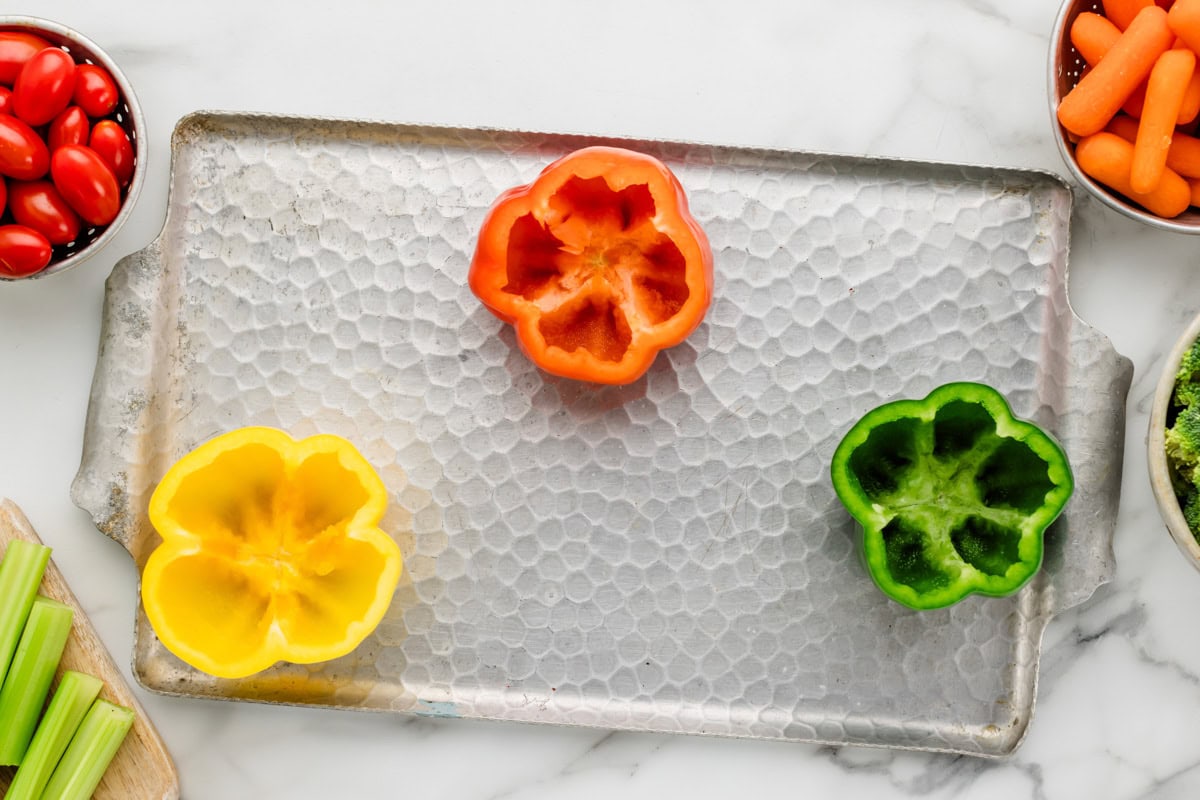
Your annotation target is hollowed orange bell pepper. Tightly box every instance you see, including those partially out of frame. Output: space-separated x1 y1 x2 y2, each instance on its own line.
469 146 713 385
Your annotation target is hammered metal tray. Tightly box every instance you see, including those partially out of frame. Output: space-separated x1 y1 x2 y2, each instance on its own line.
71 112 1132 757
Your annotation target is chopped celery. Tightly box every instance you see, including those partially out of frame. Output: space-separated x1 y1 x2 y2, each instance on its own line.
0 540 52 689
41 698 135 800
6 669 103 798
4 670 104 799
0 595 74 766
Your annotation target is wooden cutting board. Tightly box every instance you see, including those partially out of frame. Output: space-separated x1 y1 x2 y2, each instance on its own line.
0 499 180 799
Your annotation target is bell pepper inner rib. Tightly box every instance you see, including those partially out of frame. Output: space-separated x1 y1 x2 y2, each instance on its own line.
501 175 689 360
833 383 1072 609
470 146 714 385
537 288 632 363
178 477 363 596
870 428 1035 586
150 432 399 672
850 399 1058 593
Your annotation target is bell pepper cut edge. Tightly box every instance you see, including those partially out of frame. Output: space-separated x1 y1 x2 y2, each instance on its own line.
142 426 402 678
468 146 713 385
147 427 390 548
830 382 1075 610
140 539 402 677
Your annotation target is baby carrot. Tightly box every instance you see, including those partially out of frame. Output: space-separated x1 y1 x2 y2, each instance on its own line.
1107 112 1200 175
1189 177 1200 205
1072 12 1122 65
1105 0 1156 29
1070 15 1152 117
1058 6 1175 136
1076 131 1192 216
1105 113 1143 140
1168 129 1200 173
1169 0 1200 52
1125 83 1149 116
1173 39 1200 122
1132 47 1196 192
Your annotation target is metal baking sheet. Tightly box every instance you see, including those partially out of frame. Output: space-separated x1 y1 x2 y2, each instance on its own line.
71 112 1132 757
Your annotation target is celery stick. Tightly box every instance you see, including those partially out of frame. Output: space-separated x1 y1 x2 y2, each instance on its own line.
41 698 135 800
4 670 103 800
0 540 52 689
0 595 74 766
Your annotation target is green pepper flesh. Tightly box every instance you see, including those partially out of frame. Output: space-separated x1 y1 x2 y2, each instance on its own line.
831 383 1074 610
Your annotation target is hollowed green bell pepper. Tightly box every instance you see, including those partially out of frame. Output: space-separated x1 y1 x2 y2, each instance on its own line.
830 382 1074 610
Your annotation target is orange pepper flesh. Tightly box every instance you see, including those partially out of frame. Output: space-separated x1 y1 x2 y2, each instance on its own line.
469 147 713 385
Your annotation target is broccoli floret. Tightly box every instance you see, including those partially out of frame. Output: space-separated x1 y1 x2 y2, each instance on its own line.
1167 340 1200 541
1167 396 1200 541
1176 339 1200 408
1184 491 1200 546
1166 404 1200 485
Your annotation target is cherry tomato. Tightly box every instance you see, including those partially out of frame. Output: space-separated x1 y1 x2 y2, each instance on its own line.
0 115 49 180
48 106 89 150
0 175 6 216
72 64 118 118
0 32 50 85
89 120 133 186
9 179 81 245
0 224 52 277
13 47 75 126
50 144 120 226
0 87 11 115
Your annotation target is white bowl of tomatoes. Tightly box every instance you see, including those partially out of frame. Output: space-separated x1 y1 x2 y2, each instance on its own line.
0 16 145 279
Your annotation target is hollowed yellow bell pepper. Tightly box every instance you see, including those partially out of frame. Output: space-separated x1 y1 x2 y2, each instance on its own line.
141 427 402 679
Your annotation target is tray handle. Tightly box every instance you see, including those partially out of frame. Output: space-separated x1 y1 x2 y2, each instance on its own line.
1042 319 1132 616
71 239 172 563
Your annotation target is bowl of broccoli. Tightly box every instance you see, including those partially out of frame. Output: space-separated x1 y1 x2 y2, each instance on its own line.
1150 316 1200 572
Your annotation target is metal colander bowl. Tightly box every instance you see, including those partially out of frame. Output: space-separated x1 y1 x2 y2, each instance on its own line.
0 16 147 279
1049 0 1200 232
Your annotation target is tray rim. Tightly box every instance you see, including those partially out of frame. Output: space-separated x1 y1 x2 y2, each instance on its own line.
71 111 1133 759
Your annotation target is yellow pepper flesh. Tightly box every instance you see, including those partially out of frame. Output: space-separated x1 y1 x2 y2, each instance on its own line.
141 427 402 679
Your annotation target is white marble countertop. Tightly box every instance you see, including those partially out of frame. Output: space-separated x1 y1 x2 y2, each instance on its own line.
1 0 1198 797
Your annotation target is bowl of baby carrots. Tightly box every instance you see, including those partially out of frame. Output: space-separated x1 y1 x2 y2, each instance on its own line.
1051 0 1200 231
